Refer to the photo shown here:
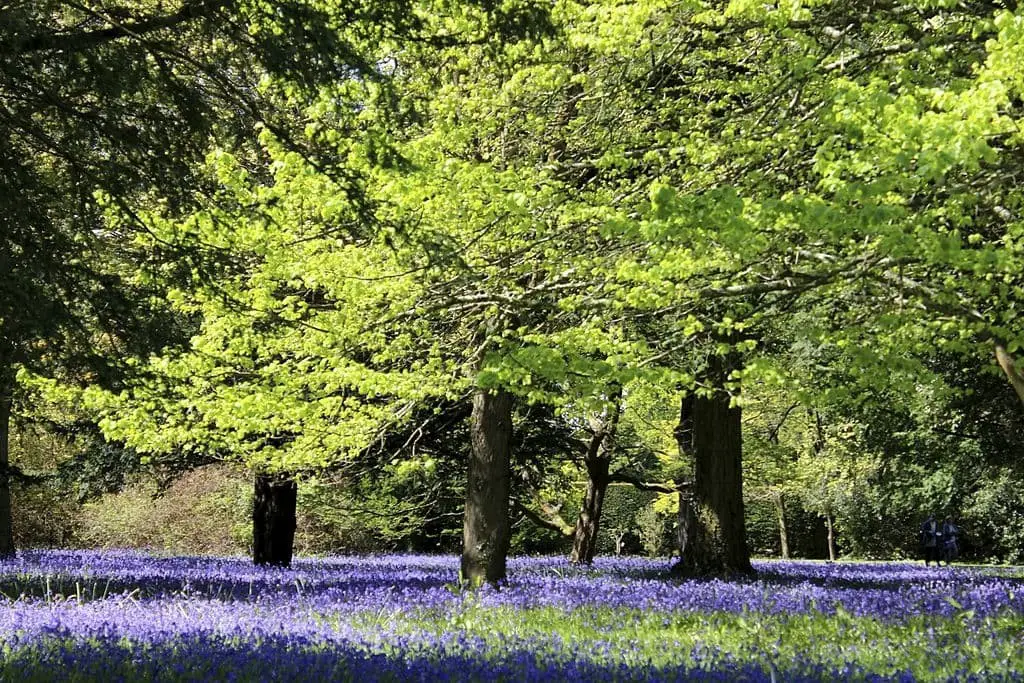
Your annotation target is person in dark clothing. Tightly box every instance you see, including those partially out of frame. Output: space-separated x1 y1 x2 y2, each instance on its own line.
920 515 940 566
941 516 959 565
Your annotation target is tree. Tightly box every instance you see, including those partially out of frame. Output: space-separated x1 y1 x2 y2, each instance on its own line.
0 0 275 556
609 2 1024 570
10 0 552 564
569 392 621 564
3 0 496 557
44 0 1024 579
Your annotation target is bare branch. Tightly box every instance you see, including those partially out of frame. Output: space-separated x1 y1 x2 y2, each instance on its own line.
608 470 680 494
515 501 574 536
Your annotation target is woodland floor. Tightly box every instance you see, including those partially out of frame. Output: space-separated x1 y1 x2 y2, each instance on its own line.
1 551 1022 681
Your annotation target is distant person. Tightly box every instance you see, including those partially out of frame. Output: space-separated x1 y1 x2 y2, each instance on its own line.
941 516 959 565
920 514 939 566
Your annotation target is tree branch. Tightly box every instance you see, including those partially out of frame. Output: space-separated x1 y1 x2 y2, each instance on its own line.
608 471 679 494
515 501 574 536
995 345 1024 407
6 0 226 55
767 402 800 444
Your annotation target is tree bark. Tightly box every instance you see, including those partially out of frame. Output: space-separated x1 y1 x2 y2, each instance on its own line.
570 394 621 564
252 472 297 567
570 455 610 564
461 388 513 586
675 394 695 563
0 379 13 558
673 366 753 576
773 491 789 560
810 410 837 561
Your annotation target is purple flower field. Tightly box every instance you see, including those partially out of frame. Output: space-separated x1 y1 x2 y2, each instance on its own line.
1 551 1023 681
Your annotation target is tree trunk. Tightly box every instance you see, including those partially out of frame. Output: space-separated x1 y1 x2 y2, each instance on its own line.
773 491 789 560
570 394 621 564
673 369 753 576
461 388 513 586
252 472 297 567
0 380 13 558
825 511 837 562
615 530 627 555
675 394 695 563
570 456 610 564
811 410 837 562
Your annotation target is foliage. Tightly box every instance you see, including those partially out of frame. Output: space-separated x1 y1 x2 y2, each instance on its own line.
964 470 1024 564
634 502 674 558
595 485 654 555
10 0 1024 573
77 467 251 555
8 425 80 549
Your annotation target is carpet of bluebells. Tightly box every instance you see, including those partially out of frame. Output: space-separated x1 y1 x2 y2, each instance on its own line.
2 552 1024 681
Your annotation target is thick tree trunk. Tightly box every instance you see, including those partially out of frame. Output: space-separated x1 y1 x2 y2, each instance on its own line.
252 472 297 567
570 456 610 564
0 382 13 558
462 388 513 586
773 491 789 560
673 372 753 576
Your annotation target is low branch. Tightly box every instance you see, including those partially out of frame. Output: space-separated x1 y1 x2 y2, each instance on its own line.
995 345 1024 406
0 464 51 486
516 501 574 537
609 471 680 494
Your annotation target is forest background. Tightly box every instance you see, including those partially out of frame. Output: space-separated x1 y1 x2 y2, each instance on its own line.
3 0 1024 577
